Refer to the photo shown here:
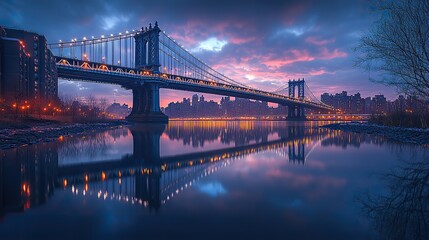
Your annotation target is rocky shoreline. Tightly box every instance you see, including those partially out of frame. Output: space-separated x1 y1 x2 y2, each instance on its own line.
0 121 128 150
322 122 429 145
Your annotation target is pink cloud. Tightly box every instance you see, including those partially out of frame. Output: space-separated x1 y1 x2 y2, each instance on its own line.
261 50 315 70
166 20 259 49
208 54 329 91
305 36 336 46
167 32 199 47
229 36 257 45
319 47 347 59
308 69 333 76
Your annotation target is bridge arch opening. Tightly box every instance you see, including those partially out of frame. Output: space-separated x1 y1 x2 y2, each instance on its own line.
145 40 149 66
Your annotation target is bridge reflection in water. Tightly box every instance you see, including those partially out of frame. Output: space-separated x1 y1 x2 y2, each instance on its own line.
0 121 357 217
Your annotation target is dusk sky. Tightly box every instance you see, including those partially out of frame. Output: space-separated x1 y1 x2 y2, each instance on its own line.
0 0 397 107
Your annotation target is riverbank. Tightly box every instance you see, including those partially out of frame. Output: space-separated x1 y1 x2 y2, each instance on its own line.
0 120 128 150
322 122 429 145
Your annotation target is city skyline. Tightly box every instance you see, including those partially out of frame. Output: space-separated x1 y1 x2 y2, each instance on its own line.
0 0 398 107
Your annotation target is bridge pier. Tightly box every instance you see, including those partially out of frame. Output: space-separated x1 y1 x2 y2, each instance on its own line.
126 83 168 123
287 105 307 120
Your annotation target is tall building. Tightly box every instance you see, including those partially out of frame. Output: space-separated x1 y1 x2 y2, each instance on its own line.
350 93 363 113
321 93 333 107
192 94 199 106
364 97 372 114
0 26 30 103
320 91 425 114
373 95 387 114
0 27 58 107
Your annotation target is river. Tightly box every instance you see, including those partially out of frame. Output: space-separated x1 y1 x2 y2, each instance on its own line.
0 121 427 239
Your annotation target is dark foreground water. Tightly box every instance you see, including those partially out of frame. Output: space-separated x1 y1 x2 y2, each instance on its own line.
0 121 427 240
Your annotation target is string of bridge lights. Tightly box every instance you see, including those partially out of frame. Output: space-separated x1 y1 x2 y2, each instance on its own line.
65 139 312 208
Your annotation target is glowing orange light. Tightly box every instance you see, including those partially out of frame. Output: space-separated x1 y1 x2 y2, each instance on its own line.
101 172 106 181
58 135 64 141
84 184 89 191
63 179 68 187
84 175 89 182
22 183 27 192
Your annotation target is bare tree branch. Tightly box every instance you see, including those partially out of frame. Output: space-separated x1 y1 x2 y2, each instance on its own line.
357 0 429 101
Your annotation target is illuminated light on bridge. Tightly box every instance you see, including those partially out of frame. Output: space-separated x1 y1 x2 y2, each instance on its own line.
48 22 333 123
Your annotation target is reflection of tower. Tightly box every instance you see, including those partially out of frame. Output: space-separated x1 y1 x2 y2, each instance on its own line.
285 126 305 139
130 123 166 164
288 141 305 164
135 167 161 210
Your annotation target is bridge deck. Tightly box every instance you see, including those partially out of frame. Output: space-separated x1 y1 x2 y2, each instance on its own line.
55 57 333 110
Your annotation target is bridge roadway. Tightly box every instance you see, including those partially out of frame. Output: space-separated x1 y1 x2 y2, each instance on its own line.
55 57 332 111
56 134 322 180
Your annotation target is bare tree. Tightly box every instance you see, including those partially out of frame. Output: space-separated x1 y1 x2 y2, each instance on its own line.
357 0 429 101
87 95 97 119
99 97 108 119
87 95 97 110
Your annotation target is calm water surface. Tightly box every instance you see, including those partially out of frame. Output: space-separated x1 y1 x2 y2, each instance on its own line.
0 121 427 239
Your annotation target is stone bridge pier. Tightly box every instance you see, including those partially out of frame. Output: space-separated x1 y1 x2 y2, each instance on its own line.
126 82 168 123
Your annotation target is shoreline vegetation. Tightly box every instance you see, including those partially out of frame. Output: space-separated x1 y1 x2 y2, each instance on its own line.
322 122 429 145
0 118 127 150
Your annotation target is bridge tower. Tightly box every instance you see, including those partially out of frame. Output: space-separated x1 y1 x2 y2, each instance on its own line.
134 22 161 73
287 78 306 120
126 22 168 123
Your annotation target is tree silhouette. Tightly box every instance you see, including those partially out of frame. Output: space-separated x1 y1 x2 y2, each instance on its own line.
361 158 429 239
357 0 429 101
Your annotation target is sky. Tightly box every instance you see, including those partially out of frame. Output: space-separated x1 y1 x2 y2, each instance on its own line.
0 0 397 107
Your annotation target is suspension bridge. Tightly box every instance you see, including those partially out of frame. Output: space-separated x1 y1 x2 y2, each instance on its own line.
48 22 334 122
